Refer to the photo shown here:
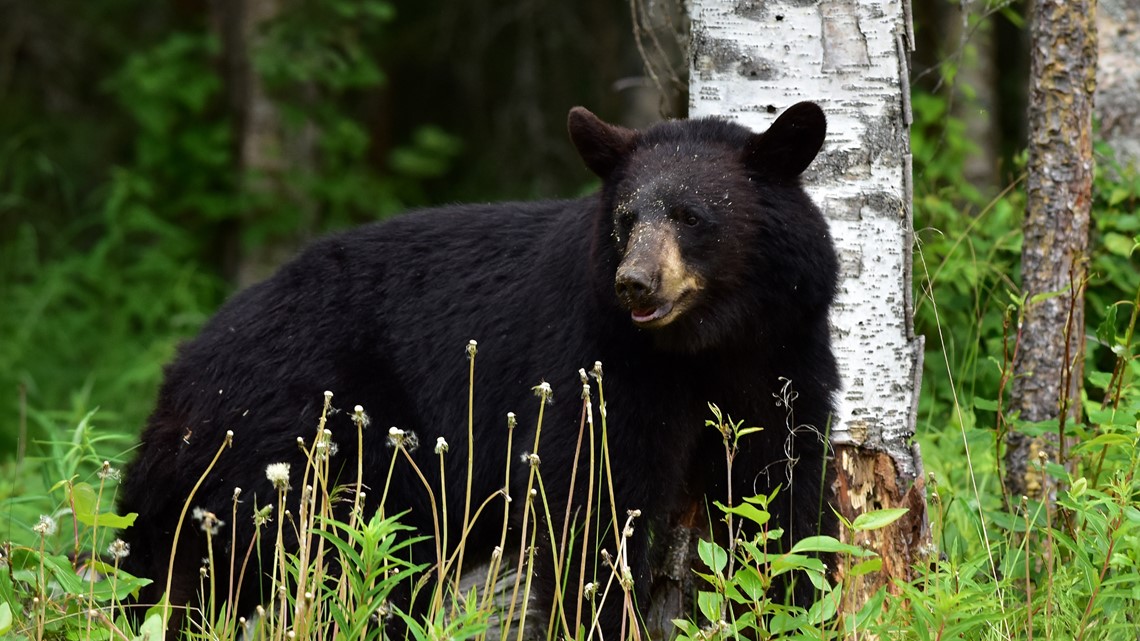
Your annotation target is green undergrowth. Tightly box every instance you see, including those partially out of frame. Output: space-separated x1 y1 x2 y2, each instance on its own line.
2 357 899 641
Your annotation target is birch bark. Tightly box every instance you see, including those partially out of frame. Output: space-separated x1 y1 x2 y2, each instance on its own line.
683 0 929 608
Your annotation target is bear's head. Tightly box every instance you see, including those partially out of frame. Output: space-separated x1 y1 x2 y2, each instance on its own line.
569 103 837 353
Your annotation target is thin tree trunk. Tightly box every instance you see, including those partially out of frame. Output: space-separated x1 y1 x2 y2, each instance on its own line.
1004 0 1096 501
648 0 930 623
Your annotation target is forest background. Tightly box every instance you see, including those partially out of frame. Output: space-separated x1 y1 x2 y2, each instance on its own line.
2 0 1140 638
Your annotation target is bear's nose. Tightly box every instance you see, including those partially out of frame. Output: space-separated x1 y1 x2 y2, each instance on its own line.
615 269 655 303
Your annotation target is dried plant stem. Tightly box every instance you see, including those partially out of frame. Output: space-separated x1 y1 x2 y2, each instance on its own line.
456 341 478 583
162 430 233 638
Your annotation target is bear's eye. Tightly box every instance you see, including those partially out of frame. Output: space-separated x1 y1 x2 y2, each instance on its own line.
616 209 635 227
679 209 701 227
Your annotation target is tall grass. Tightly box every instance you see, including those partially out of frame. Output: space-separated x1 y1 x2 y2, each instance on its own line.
1 344 888 640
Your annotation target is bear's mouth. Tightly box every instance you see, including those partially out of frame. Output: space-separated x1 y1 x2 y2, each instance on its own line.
630 301 674 324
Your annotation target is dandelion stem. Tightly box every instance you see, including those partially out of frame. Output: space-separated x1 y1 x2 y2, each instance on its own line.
162 430 233 638
456 340 478 585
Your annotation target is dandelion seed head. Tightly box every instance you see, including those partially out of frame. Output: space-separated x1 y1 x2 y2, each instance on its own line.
387 427 418 450
98 461 120 481
435 437 449 454
507 412 517 429
578 368 588 384
32 515 57 537
192 507 224 535
354 406 371 427
265 462 291 490
108 539 131 560
324 390 334 399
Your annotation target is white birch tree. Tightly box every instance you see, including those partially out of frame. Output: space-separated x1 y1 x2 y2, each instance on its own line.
686 0 928 606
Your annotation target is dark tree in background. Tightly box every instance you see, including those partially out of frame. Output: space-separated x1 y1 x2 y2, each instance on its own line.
1004 0 1097 500
1096 0 1140 169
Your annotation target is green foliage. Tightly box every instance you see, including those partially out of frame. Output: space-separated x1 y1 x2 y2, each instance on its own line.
673 493 904 640
0 0 460 454
910 33 1140 637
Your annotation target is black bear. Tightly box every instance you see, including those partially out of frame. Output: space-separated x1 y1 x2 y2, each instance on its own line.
119 102 839 638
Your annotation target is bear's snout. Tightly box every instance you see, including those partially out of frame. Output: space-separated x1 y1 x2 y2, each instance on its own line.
614 266 656 305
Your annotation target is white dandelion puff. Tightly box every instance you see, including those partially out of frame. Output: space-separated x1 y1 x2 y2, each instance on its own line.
266 462 291 490
32 515 57 537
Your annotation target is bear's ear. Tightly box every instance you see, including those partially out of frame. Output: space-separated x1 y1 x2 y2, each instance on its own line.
743 102 827 178
568 107 637 179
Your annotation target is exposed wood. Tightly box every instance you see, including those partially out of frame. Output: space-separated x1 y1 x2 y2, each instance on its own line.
831 445 930 604
1004 0 1097 501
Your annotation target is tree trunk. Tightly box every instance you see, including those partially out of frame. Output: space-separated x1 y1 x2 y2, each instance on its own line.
1004 0 1097 501
646 0 930 626
1096 0 1140 169
211 0 314 288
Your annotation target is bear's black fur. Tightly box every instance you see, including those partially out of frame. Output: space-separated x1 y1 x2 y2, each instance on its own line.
119 102 840 637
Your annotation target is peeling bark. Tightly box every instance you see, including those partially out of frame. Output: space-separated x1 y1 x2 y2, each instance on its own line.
1004 0 1096 501
831 445 930 604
